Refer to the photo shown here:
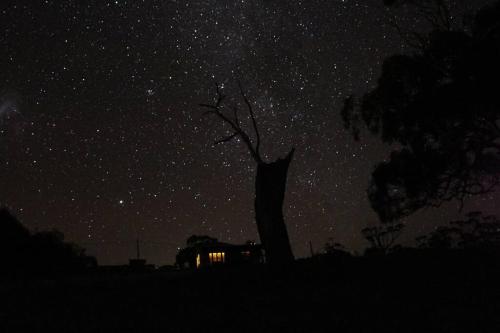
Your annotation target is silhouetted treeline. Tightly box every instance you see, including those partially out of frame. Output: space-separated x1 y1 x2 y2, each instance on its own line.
0 208 96 278
354 211 500 257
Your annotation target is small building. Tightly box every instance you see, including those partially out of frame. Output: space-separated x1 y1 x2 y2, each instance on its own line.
176 238 264 269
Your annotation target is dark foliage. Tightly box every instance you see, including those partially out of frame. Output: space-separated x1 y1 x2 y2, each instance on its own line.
417 211 500 251
176 235 219 268
323 239 351 258
362 222 404 254
186 235 218 247
416 225 457 249
0 209 31 254
0 208 96 277
342 1 500 222
324 238 346 253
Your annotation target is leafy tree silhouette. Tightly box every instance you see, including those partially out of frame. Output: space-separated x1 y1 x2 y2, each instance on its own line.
323 238 351 258
186 235 218 247
0 208 96 276
0 208 31 270
362 222 404 254
416 225 458 249
452 212 500 249
417 211 500 251
201 83 294 265
342 1 500 222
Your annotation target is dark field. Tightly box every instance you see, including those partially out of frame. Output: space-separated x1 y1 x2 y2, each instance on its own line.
1 251 500 333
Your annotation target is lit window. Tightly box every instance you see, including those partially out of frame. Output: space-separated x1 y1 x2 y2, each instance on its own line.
196 254 201 268
208 252 225 264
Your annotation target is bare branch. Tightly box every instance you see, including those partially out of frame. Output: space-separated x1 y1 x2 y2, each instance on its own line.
232 106 240 128
199 104 218 110
214 132 238 145
387 16 427 50
201 83 263 164
238 81 262 158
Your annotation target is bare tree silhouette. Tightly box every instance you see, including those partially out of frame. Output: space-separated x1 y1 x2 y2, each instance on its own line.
201 83 294 265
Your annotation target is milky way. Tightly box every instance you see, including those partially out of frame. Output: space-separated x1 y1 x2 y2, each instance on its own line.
1 1 497 264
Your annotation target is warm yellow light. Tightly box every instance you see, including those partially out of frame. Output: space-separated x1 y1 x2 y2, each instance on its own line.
208 252 225 264
196 254 201 268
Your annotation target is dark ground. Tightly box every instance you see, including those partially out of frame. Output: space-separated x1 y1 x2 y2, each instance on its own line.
1 250 500 332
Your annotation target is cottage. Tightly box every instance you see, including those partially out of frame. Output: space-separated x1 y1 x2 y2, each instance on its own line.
176 236 264 269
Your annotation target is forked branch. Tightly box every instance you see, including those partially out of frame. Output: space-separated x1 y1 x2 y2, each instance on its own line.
200 83 263 164
238 81 261 158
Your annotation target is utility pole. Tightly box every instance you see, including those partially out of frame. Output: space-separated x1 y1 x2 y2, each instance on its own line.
136 238 141 259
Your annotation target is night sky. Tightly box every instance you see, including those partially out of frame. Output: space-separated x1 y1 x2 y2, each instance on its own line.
1 0 498 265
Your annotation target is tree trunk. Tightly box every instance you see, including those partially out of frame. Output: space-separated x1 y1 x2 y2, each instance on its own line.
254 148 295 265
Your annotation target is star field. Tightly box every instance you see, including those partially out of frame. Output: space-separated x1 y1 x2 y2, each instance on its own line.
1 0 497 264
